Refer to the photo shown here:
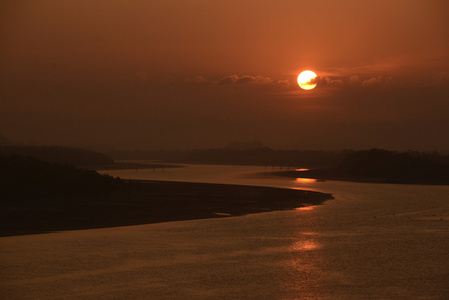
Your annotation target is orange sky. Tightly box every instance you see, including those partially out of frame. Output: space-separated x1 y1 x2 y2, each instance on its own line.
1 0 449 150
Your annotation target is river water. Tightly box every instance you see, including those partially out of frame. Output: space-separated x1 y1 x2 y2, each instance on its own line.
1 164 449 299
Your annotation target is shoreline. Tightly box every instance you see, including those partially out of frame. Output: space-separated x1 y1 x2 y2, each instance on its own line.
0 180 332 237
271 170 449 185
89 162 185 170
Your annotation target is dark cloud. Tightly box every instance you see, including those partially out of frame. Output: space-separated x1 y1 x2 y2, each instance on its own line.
217 75 274 85
349 75 361 85
186 75 208 84
310 76 344 87
362 77 380 86
362 76 393 87
217 75 239 85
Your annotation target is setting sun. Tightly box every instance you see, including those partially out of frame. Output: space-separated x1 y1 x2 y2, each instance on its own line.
297 70 317 90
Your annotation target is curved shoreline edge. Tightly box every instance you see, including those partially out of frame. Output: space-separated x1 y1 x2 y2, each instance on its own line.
1 180 332 237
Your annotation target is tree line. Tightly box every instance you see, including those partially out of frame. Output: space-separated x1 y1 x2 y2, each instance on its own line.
0 155 133 202
0 146 114 167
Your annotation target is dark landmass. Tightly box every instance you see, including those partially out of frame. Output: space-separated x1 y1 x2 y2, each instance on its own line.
0 155 332 236
0 146 114 166
1 155 130 200
5 144 448 172
0 146 183 171
274 149 449 185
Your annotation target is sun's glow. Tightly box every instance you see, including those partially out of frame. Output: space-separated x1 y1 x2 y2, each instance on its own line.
297 70 317 90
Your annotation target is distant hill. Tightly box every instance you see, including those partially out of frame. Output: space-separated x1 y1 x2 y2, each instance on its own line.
0 146 114 167
275 149 449 185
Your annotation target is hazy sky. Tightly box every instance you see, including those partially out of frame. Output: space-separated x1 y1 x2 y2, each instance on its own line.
1 0 449 151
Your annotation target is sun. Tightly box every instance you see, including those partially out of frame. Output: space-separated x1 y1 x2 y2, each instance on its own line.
297 70 317 90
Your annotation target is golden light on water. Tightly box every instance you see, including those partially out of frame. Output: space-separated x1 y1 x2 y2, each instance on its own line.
297 70 317 90
292 240 319 251
296 178 317 183
296 206 315 211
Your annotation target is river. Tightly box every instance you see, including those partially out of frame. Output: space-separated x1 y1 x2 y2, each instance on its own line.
1 164 448 299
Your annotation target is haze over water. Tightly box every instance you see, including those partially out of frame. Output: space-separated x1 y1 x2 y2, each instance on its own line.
1 164 449 299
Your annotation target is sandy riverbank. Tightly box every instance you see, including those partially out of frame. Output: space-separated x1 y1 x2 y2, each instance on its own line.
1 180 332 237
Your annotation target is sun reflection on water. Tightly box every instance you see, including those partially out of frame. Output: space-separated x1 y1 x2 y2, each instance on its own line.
295 206 315 211
282 230 324 298
292 239 320 251
296 178 317 183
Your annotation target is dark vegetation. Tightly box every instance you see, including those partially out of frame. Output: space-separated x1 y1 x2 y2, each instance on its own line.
0 146 114 167
275 149 449 185
0 155 133 201
0 146 181 170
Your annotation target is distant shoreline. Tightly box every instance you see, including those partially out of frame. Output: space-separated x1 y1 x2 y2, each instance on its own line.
89 162 185 170
271 170 449 185
0 180 332 237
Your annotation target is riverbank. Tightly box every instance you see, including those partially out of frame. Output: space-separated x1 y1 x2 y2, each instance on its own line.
0 180 332 237
90 162 184 170
272 169 449 185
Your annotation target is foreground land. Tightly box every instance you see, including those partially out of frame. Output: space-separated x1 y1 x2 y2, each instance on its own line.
0 180 332 237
